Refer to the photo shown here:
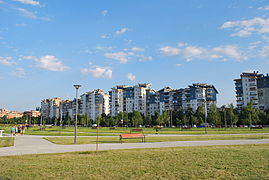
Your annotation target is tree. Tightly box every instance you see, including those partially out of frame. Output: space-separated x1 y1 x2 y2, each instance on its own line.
208 104 221 126
227 104 238 127
144 115 152 126
241 101 259 125
194 106 205 125
132 111 143 127
162 111 170 126
258 110 268 125
185 107 193 126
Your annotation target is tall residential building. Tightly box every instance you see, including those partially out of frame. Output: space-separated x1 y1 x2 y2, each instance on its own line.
41 97 62 120
147 83 218 115
186 83 218 112
81 89 110 121
234 71 269 110
110 83 152 116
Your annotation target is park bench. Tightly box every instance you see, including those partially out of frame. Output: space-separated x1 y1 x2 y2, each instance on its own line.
130 128 143 133
119 133 145 143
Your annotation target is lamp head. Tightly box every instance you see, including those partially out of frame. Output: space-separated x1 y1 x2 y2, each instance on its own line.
73 85 81 89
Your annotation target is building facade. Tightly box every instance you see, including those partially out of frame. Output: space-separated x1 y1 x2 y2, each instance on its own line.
41 97 62 120
81 89 110 121
234 71 269 110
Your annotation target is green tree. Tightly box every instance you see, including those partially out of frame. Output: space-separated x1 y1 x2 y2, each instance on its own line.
208 104 221 125
132 111 143 127
227 104 238 127
144 115 152 126
241 101 259 125
194 106 205 125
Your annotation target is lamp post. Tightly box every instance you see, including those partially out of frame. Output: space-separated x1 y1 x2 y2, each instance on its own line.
59 103 63 135
73 84 81 144
204 98 208 134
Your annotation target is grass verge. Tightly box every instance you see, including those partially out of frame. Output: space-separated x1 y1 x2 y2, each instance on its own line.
0 137 14 147
44 134 269 144
0 144 268 179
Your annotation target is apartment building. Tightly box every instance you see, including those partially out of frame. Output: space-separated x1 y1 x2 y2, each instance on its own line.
41 97 62 120
81 89 109 121
234 71 269 110
23 110 41 118
109 84 152 116
186 83 218 112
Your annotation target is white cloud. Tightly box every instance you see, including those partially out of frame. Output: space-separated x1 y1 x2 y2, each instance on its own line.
11 68 26 78
221 17 269 37
138 55 153 61
81 66 112 79
13 0 40 6
258 46 269 57
258 6 269 10
115 27 129 35
101 10 108 16
0 56 16 65
160 43 246 61
127 73 136 81
100 34 109 39
159 46 180 55
16 8 37 19
95 46 113 51
212 45 244 60
104 52 134 64
15 23 27 27
181 46 204 61
23 55 69 71
16 8 50 21
131 47 144 52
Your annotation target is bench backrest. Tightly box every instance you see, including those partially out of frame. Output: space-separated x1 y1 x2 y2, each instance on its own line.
120 133 144 138
130 129 143 133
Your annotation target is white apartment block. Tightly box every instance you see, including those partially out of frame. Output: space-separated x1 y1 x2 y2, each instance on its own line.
235 71 269 110
109 84 151 116
41 97 62 119
81 89 110 121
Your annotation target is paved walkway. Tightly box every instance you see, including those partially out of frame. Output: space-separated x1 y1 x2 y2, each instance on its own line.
0 136 269 157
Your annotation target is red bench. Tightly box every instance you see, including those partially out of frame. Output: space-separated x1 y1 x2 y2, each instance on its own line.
119 133 145 143
130 129 143 133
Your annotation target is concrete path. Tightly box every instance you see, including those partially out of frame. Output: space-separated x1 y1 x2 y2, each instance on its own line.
0 136 269 157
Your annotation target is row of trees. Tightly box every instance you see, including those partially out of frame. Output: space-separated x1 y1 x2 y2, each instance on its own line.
1 102 269 127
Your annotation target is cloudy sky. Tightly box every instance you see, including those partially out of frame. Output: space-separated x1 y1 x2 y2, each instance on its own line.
1 0 269 111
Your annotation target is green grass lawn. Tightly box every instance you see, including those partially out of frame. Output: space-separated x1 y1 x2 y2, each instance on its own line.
0 137 14 147
44 134 269 144
0 144 268 179
1 125 269 136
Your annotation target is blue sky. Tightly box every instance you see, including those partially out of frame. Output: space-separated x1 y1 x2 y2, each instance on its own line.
1 0 269 111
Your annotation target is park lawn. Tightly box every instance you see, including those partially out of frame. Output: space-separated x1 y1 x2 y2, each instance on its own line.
1 125 269 136
0 137 14 147
44 134 269 144
0 144 268 179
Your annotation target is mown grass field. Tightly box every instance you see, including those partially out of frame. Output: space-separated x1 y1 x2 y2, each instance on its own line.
1 124 269 136
45 134 269 144
0 137 14 147
0 144 268 180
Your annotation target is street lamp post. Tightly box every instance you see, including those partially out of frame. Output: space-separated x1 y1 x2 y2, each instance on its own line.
73 84 81 144
204 99 208 134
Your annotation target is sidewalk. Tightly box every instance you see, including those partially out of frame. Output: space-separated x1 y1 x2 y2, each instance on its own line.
0 136 268 157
